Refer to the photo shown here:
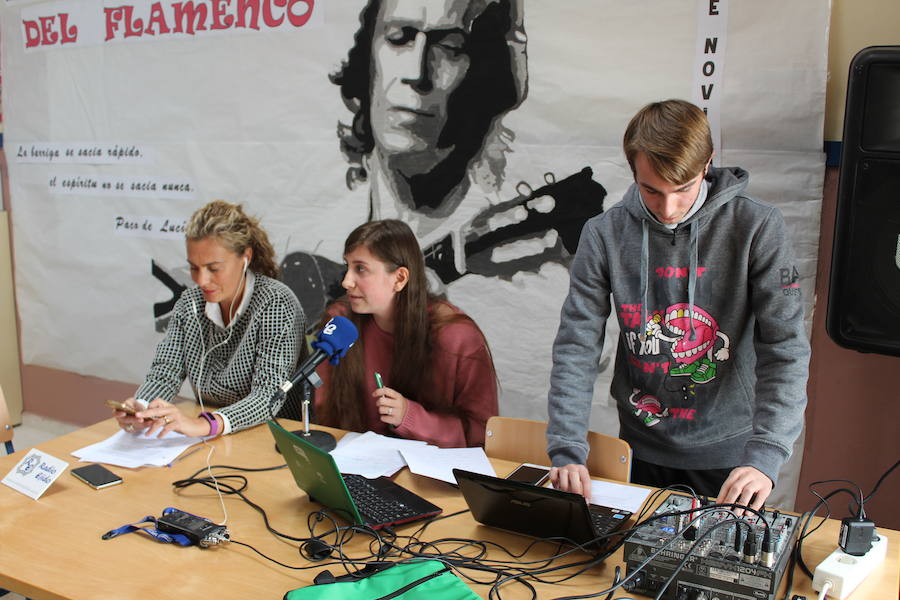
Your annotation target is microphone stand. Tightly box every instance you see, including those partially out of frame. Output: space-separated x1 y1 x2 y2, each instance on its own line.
272 369 337 453
293 374 336 452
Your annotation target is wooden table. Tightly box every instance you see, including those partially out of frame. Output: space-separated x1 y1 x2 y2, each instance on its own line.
1 419 897 599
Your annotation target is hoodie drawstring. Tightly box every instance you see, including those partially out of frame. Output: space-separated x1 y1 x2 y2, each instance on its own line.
641 219 650 334
642 220 702 341
687 220 700 342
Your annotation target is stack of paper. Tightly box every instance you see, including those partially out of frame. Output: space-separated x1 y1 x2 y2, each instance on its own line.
331 431 496 485
331 431 427 478
72 430 205 468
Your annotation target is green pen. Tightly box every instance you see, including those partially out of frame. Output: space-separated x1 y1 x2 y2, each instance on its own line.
375 372 396 427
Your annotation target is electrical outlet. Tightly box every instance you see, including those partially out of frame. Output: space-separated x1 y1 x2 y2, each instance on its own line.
812 534 888 599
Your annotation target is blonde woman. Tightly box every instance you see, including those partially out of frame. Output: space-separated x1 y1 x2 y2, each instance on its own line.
112 201 304 437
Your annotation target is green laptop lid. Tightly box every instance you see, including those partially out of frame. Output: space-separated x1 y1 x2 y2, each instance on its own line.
268 421 363 525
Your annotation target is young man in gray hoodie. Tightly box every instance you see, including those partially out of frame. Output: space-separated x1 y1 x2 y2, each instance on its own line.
546 100 810 510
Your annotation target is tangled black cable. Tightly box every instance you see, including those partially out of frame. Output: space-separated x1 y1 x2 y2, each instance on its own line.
169 463 641 598
780 459 899 600
171 462 315 543
169 466 792 599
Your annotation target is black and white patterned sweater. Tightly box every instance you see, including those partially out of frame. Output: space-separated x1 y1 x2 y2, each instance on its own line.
135 273 305 433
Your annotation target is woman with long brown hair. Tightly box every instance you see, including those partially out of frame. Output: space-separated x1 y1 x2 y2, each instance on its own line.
112 200 305 438
315 219 498 447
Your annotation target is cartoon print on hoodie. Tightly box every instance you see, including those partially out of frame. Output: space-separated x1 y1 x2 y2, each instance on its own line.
627 303 731 428
645 303 731 385
628 388 669 427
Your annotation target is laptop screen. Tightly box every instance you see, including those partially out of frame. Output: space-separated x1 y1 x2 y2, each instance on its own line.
268 421 363 525
454 468 627 549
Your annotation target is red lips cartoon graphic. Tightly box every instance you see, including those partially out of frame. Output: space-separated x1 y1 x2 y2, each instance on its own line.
664 303 718 366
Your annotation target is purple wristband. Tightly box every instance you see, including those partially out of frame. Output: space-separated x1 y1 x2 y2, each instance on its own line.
200 411 219 437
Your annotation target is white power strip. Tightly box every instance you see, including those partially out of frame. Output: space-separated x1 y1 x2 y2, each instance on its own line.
812 534 889 599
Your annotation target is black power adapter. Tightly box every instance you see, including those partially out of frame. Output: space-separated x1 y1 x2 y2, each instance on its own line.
838 517 875 556
157 508 230 548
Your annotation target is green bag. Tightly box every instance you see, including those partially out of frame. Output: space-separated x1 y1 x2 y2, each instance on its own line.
284 560 479 600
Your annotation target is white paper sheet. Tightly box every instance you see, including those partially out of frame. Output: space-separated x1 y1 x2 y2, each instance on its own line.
332 431 427 478
400 446 496 485
71 430 205 468
588 480 652 514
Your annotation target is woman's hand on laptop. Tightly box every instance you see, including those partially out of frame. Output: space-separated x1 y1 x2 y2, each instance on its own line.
550 464 592 503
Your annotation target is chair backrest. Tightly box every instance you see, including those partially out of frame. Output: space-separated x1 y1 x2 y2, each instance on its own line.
484 416 631 482
0 385 14 453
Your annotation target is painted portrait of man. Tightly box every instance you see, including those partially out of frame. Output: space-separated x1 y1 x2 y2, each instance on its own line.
323 0 604 285
331 0 528 226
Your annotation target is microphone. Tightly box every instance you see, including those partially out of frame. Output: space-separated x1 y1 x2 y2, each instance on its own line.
272 315 357 454
279 315 358 395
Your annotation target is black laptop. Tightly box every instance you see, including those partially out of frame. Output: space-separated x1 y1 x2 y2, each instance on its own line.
453 468 632 551
270 421 442 530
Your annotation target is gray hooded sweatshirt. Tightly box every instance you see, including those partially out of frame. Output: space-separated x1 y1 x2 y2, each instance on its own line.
546 166 810 485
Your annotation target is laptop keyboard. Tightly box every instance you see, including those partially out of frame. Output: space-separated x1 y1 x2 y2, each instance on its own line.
590 507 630 536
343 474 419 524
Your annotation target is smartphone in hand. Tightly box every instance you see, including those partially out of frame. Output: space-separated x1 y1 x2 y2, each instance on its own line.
71 464 123 489
505 463 551 486
105 399 137 415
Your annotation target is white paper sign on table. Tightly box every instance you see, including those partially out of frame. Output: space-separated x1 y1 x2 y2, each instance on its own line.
2 449 69 499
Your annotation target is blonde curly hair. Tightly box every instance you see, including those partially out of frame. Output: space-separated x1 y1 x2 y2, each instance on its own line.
185 200 279 279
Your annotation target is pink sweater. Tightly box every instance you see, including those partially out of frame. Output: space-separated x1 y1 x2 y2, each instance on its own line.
315 309 498 447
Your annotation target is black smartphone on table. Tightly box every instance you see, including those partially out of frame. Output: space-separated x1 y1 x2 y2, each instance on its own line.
71 464 123 489
505 463 551 486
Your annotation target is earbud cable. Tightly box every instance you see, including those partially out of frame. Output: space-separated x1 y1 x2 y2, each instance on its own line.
193 259 249 527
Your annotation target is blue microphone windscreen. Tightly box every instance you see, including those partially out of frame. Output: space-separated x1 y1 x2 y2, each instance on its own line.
312 315 358 364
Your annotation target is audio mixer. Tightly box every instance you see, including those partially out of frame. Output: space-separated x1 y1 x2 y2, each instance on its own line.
623 492 799 600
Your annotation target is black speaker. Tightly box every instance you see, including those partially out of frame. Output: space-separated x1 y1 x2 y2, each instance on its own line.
827 46 900 355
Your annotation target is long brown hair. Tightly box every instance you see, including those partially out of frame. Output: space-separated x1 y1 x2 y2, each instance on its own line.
185 200 280 279
318 220 494 432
